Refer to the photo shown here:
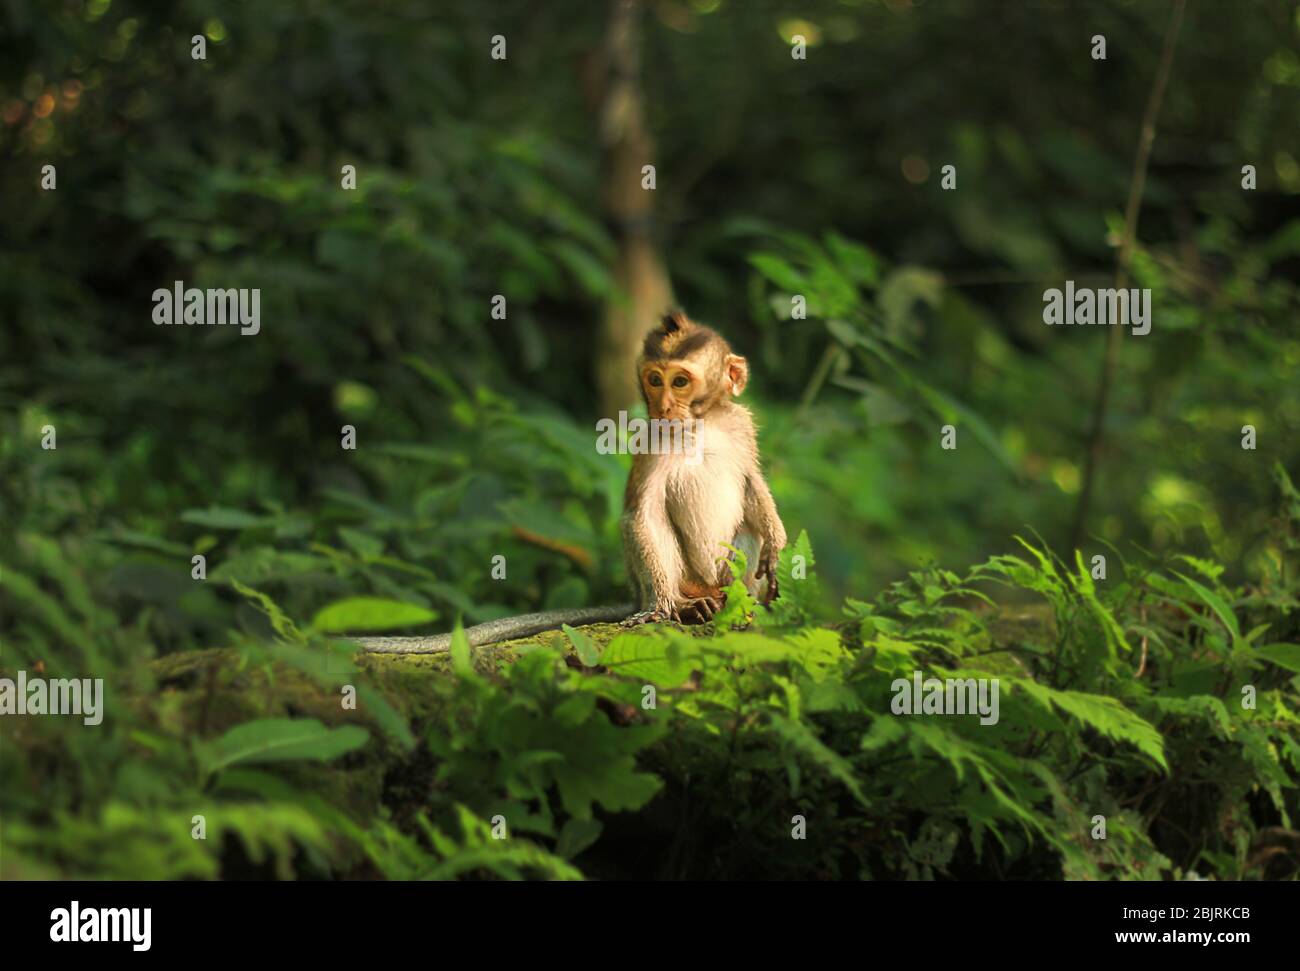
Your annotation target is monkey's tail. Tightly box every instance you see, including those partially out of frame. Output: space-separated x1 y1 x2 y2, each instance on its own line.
354 603 637 654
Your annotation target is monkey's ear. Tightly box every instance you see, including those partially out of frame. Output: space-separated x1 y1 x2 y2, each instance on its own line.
726 354 749 396
662 309 688 333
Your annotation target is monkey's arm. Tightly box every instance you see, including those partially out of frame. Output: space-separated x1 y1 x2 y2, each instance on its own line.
354 603 635 654
620 455 687 620
743 469 787 601
621 505 684 618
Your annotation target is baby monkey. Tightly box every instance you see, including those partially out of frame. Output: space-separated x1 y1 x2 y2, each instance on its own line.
356 310 784 653
621 310 786 625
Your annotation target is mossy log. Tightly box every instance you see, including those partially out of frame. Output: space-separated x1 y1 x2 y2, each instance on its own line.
139 608 1053 832
141 624 630 826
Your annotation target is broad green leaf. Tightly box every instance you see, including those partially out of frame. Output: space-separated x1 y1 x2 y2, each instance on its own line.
1172 571 1240 640
749 252 806 293
1255 643 1300 673
310 597 438 633
449 621 473 678
562 624 601 667
199 718 369 775
600 633 698 685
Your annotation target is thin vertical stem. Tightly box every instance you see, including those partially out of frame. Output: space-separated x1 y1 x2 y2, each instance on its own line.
1071 0 1187 552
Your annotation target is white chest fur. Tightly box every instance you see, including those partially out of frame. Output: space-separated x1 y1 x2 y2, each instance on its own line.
662 422 748 551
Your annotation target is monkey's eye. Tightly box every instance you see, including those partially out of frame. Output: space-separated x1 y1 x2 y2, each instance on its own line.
647 373 663 387
672 375 689 389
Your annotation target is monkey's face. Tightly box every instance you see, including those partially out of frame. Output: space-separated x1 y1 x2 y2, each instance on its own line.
641 363 698 421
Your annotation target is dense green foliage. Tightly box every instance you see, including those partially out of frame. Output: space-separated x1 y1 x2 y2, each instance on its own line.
5 525 1300 879
2 0 1299 879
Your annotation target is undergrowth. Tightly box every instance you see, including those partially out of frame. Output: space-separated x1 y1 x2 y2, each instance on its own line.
3 469 1299 880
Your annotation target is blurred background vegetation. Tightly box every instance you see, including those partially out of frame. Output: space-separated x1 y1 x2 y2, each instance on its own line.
4 0 1298 635
1 0 1299 879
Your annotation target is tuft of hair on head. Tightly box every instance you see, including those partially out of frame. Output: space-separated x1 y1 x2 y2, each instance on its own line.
643 308 721 362
661 309 688 334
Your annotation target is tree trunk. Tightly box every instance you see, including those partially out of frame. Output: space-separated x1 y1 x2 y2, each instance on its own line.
595 0 674 416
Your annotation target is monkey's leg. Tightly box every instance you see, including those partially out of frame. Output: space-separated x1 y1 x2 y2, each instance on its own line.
675 519 742 624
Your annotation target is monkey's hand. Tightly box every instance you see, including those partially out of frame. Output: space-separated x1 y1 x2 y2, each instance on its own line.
756 545 780 605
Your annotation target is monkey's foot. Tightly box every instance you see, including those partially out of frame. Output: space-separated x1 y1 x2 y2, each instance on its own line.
621 598 722 626
622 609 669 627
674 596 724 624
